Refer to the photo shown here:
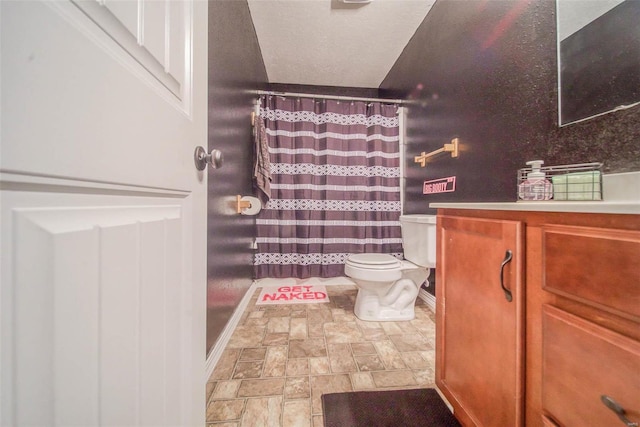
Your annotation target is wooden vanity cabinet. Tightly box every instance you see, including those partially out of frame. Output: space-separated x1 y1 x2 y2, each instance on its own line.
538 223 640 427
435 208 640 427
541 305 640 427
436 215 525 426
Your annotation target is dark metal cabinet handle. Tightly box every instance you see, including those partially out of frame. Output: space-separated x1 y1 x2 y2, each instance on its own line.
499 250 513 302
601 395 638 427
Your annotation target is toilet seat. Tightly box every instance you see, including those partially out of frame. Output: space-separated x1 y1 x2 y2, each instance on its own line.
346 253 401 270
345 253 402 282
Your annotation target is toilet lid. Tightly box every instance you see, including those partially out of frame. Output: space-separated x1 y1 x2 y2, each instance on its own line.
346 253 401 270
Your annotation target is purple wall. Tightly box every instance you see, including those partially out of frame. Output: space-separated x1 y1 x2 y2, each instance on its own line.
381 0 640 215
207 1 268 354
205 0 640 337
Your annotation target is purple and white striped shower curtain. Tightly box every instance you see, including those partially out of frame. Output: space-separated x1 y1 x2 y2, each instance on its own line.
254 95 402 278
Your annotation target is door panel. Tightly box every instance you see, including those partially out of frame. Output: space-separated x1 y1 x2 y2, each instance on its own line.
1 0 207 425
72 0 185 97
1 0 195 183
10 199 187 425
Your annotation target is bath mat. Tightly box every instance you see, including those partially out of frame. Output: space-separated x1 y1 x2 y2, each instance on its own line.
322 388 461 427
256 284 329 305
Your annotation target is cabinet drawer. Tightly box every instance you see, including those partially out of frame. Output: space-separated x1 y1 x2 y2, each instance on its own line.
542 225 640 319
542 305 640 427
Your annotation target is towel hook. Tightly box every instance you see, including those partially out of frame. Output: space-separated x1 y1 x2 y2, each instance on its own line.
194 146 223 171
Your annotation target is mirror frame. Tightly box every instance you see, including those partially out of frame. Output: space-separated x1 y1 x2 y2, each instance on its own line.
556 0 640 126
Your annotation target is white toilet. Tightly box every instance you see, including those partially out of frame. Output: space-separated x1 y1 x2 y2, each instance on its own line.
344 214 436 321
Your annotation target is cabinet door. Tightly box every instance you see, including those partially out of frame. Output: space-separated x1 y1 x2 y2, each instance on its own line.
542 305 640 427
542 224 640 320
436 215 524 427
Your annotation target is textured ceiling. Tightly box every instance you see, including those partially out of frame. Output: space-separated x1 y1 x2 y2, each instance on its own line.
247 0 435 88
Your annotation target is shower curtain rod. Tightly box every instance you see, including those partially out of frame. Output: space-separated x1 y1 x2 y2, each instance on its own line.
255 90 404 105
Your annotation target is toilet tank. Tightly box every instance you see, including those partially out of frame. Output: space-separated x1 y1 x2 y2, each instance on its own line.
400 214 437 268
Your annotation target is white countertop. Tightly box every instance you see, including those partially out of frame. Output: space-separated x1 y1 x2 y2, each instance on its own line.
430 201 640 214
430 172 640 215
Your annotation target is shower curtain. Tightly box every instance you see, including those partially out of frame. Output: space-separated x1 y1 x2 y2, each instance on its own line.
254 95 402 278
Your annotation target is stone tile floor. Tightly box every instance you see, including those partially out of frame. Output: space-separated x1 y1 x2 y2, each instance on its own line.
205 281 436 426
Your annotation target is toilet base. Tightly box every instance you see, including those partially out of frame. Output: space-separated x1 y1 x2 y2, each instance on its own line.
353 287 418 322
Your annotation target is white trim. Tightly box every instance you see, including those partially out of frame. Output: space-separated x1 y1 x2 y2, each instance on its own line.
205 282 258 381
399 106 406 211
418 287 436 312
0 171 189 197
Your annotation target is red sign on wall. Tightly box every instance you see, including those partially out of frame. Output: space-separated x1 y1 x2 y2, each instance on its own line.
423 176 456 194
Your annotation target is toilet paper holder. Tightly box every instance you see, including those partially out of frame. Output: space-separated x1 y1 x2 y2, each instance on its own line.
236 195 261 215
236 195 250 213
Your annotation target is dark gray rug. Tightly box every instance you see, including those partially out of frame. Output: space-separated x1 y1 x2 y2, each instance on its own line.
322 388 461 427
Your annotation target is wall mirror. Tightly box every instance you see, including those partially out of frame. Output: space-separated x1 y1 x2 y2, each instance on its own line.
557 0 640 126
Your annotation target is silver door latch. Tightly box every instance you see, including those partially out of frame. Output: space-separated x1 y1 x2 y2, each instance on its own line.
194 146 223 171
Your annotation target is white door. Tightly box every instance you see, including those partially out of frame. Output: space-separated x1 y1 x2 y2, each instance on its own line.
1 1 207 426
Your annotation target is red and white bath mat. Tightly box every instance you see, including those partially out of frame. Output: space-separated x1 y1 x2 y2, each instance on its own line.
256 284 330 305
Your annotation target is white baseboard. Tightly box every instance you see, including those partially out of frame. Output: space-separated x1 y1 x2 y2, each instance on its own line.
205 281 258 381
418 287 436 312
